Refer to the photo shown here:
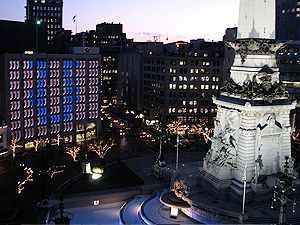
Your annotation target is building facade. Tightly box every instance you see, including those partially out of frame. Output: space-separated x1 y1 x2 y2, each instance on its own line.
118 42 164 111
276 0 300 40
26 0 63 43
118 40 225 125
52 23 133 106
0 120 8 156
95 23 132 106
277 41 300 127
0 20 47 54
0 53 101 147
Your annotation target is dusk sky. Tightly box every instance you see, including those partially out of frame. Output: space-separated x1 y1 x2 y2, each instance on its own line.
0 0 239 43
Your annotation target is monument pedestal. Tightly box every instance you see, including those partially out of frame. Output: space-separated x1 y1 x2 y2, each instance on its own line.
201 94 295 201
198 170 232 199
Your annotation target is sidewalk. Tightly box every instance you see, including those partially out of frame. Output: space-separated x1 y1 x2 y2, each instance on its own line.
166 160 300 224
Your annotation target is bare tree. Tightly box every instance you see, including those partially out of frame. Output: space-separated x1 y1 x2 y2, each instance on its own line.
88 138 116 160
17 167 33 194
167 120 188 136
54 134 63 146
33 138 42 152
189 119 213 143
171 179 189 200
47 165 66 179
10 140 22 159
66 146 80 162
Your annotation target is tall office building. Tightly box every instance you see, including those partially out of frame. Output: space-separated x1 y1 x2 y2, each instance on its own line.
0 52 101 146
26 0 63 43
277 41 300 127
276 0 300 40
56 23 133 105
95 23 132 105
119 40 225 124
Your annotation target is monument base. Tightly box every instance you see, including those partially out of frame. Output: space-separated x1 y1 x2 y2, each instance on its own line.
198 170 232 199
198 170 273 203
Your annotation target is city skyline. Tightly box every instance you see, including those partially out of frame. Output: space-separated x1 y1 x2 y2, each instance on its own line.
0 0 239 42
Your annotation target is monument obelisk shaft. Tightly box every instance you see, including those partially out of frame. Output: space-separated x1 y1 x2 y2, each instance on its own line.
237 0 276 39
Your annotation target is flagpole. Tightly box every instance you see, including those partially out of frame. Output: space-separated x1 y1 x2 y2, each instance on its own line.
76 17 78 34
73 14 77 34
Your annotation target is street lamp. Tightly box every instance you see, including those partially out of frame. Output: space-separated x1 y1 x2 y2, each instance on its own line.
156 121 166 167
167 121 188 170
36 20 42 53
271 156 296 225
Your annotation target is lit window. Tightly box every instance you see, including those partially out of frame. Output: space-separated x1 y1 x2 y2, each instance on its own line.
179 61 186 66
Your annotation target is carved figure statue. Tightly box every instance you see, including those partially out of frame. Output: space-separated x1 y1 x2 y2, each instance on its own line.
221 69 289 102
204 110 239 170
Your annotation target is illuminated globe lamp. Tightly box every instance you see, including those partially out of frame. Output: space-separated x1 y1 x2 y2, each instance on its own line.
82 162 104 180
91 167 104 180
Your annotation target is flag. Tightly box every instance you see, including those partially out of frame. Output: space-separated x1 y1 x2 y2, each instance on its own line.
73 14 77 22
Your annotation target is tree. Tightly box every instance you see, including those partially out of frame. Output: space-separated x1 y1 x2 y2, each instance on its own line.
17 167 33 194
167 120 188 136
171 179 189 200
33 138 43 152
66 146 80 162
10 140 22 159
47 165 66 179
88 138 116 160
54 134 63 146
189 119 213 143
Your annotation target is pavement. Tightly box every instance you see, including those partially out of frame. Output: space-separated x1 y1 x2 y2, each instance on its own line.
162 159 300 225
66 202 123 224
120 195 150 224
124 153 300 224
48 152 300 224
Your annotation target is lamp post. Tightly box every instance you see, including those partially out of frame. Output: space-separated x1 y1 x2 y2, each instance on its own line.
167 121 188 170
156 121 166 167
36 20 42 53
271 156 296 225
242 164 247 216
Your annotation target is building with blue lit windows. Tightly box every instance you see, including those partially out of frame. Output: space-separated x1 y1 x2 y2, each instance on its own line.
0 53 101 147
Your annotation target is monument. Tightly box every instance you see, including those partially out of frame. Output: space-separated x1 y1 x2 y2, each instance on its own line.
199 0 296 199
